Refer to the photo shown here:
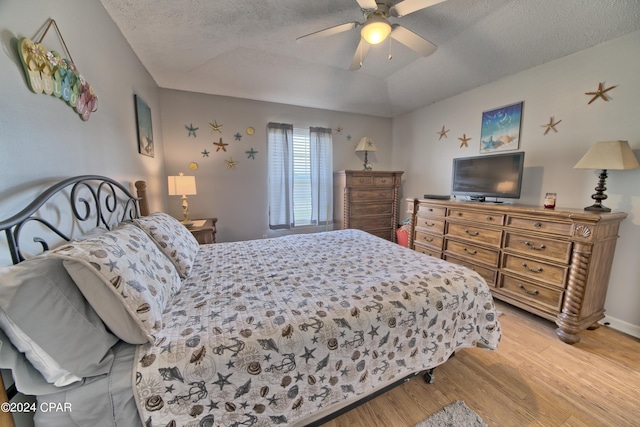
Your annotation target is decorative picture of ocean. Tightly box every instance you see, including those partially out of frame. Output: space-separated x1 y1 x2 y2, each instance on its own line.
480 101 523 153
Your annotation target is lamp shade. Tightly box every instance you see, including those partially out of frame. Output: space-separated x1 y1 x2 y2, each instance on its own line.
355 137 378 152
574 140 640 170
168 174 197 196
361 19 391 45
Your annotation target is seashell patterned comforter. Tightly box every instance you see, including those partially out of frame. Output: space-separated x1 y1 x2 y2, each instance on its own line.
134 229 501 426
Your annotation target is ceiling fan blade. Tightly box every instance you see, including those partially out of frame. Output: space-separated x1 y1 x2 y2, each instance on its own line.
390 25 437 57
349 38 371 71
355 0 378 11
390 0 447 17
297 22 358 43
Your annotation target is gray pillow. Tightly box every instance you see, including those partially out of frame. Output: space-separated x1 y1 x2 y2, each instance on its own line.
0 256 118 381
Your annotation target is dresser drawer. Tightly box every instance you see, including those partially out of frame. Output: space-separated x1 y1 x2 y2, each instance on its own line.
507 216 572 236
417 205 446 218
446 223 502 247
444 239 500 267
504 232 572 264
351 203 393 216
448 208 505 225
348 174 374 186
414 244 442 258
444 255 497 287
414 231 444 250
502 253 568 288
498 274 563 313
415 217 445 234
352 188 394 201
351 216 393 230
373 175 395 187
367 228 394 240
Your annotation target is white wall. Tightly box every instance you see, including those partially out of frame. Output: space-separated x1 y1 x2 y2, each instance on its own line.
160 89 393 242
391 30 640 336
0 0 167 267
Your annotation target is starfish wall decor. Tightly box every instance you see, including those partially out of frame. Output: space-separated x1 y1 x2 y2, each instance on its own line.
458 134 471 148
213 138 228 152
246 148 258 159
541 117 562 135
437 125 449 140
585 82 617 104
185 123 198 137
209 120 223 133
225 157 239 170
234 132 242 141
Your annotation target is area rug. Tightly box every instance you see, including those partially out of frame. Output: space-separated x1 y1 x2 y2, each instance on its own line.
414 401 489 427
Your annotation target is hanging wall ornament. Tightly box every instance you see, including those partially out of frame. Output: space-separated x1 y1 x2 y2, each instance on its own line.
225 157 239 170
209 120 223 133
234 132 242 141
458 134 471 148
437 125 449 140
246 148 258 159
541 117 561 135
201 149 210 157
335 126 344 134
213 138 228 152
585 82 617 104
185 123 198 137
17 19 98 121
189 162 199 171
246 127 255 135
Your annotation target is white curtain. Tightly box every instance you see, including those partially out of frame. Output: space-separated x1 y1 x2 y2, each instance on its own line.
267 122 293 229
310 127 333 226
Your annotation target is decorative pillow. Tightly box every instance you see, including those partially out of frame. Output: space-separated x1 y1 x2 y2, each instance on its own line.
49 224 181 344
0 256 118 386
133 212 200 278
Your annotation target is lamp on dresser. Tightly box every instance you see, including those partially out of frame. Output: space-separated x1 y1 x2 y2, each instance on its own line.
355 137 378 170
168 173 197 226
573 140 640 212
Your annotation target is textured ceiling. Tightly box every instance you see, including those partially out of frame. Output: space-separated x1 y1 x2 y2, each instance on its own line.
100 0 640 118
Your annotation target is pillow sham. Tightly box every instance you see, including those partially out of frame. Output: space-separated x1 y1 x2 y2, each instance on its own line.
0 256 118 386
49 223 181 344
133 212 200 279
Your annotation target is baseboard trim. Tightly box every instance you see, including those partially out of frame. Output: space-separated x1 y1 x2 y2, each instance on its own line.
600 315 640 339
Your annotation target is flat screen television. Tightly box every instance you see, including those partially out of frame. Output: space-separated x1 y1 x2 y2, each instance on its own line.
451 151 525 201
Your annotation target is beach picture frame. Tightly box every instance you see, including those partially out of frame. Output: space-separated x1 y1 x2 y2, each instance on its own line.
135 94 154 157
480 101 523 153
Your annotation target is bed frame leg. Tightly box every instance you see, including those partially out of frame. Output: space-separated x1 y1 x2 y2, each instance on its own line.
423 368 435 384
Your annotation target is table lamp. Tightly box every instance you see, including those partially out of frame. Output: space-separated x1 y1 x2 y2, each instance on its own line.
573 140 639 212
355 137 378 170
168 173 197 226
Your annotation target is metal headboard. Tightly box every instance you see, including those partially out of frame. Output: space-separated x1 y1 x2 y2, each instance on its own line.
0 175 141 266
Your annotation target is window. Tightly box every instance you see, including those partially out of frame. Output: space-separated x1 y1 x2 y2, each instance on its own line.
267 123 333 229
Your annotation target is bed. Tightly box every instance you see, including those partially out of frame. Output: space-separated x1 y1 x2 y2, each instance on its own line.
0 175 501 426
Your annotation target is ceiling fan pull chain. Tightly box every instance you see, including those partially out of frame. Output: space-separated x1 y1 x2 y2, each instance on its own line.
388 36 393 60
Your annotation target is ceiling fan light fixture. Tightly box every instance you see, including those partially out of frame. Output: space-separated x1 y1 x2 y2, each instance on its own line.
361 19 392 45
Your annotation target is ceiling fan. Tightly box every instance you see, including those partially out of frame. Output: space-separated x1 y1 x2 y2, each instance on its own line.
297 0 445 70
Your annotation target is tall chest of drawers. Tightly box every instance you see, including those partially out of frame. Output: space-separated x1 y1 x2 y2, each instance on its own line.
333 171 403 241
407 198 627 344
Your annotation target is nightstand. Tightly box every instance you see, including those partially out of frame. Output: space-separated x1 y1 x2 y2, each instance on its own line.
188 218 217 244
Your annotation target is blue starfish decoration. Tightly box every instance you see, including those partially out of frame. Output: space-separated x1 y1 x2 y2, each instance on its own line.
201 149 210 157
234 132 242 141
185 123 198 137
346 134 352 141
246 147 258 159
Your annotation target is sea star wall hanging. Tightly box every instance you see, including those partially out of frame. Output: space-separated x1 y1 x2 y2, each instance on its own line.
185 123 198 137
209 120 223 133
234 132 242 141
458 134 471 148
201 149 210 157
541 117 561 135
246 148 258 159
585 82 617 104
437 125 449 140
225 157 239 170
213 138 228 152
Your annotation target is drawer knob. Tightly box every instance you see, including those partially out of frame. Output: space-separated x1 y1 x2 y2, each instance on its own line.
464 229 479 236
423 236 434 242
428 208 433 212
486 216 492 221
533 222 542 228
426 222 435 227
463 247 477 255
518 283 539 295
524 241 546 251
457 212 463 216
521 262 543 273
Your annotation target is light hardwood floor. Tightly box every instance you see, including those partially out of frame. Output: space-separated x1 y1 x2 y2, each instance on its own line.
323 301 640 427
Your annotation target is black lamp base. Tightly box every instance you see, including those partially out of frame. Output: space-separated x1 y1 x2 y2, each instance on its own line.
584 169 611 212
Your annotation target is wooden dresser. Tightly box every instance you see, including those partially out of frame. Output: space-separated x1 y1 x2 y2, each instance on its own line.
406 198 627 344
333 171 403 242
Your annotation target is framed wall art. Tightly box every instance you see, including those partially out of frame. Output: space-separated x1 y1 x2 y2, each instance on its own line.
135 94 154 157
480 101 523 153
